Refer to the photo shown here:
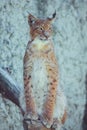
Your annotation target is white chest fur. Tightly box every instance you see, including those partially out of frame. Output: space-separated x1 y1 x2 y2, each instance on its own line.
31 58 48 114
32 38 49 50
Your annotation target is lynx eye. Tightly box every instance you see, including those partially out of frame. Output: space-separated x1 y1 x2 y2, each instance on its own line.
40 27 43 31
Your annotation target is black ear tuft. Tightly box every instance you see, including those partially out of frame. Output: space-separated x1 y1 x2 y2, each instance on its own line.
28 14 37 25
52 11 56 19
48 11 56 21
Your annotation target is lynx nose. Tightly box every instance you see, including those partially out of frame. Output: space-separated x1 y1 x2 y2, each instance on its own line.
44 31 50 38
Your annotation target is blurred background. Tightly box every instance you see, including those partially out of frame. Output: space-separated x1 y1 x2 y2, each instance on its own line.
0 0 87 130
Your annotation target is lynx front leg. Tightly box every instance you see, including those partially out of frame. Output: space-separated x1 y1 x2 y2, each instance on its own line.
41 61 58 128
52 110 67 130
23 53 38 121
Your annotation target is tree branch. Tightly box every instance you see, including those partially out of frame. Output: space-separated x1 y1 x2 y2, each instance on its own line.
0 68 20 107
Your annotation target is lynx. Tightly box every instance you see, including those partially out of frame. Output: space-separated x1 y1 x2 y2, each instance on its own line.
23 13 67 129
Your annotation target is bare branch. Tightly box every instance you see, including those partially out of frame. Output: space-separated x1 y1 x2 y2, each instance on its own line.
0 68 20 108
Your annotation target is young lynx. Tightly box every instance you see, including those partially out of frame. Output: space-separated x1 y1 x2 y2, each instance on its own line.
23 13 67 129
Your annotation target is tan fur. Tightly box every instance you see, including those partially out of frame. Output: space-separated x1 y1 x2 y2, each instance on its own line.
23 14 67 129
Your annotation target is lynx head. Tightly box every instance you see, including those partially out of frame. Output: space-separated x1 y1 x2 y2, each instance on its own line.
28 12 56 40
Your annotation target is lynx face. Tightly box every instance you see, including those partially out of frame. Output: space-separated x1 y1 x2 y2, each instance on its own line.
28 14 55 40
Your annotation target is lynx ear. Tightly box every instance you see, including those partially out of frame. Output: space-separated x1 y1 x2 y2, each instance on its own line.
28 14 37 25
48 11 56 22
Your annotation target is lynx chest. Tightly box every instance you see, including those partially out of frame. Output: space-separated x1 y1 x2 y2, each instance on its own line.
31 58 48 114
28 38 53 114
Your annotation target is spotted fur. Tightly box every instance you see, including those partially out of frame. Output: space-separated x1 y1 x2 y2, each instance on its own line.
23 14 67 129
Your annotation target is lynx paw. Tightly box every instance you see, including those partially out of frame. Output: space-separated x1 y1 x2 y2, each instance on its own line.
24 111 38 121
52 119 61 129
40 115 53 128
